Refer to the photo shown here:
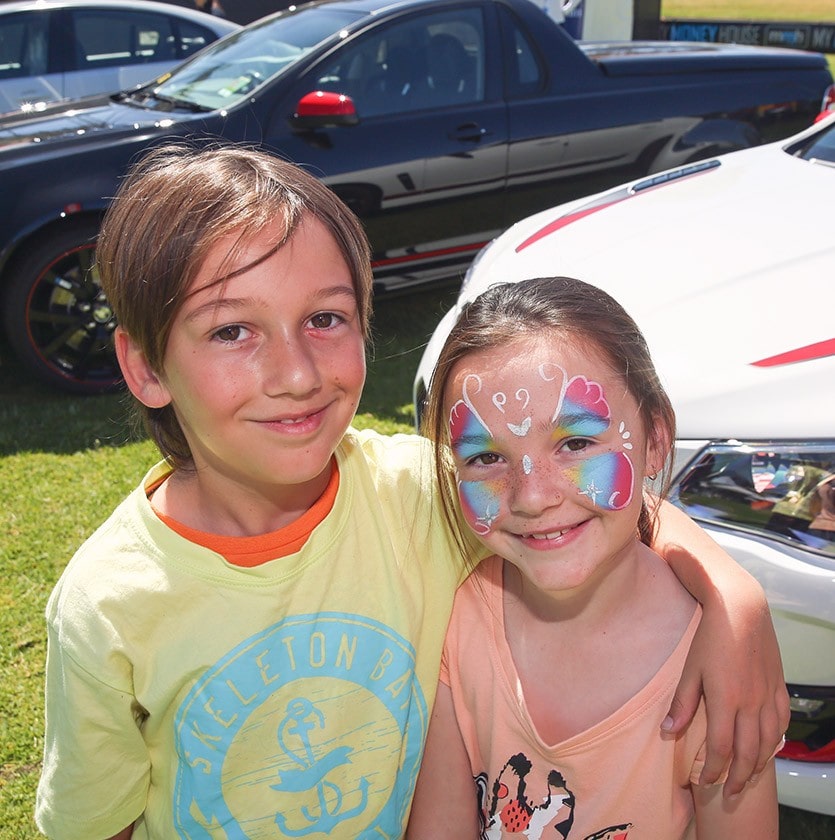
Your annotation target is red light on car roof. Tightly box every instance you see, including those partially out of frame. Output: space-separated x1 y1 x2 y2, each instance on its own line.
751 338 835 367
816 83 835 122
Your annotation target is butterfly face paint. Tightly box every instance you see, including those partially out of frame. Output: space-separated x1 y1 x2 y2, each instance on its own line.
448 391 503 535
446 339 640 539
555 375 635 511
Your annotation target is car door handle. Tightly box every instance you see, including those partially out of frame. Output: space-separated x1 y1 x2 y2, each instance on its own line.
449 122 489 143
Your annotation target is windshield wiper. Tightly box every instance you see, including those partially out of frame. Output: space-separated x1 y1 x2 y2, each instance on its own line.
113 88 211 113
149 92 213 113
112 88 155 107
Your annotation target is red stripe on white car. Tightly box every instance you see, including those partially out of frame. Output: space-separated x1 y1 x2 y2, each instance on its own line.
515 192 631 252
751 338 835 367
515 161 721 253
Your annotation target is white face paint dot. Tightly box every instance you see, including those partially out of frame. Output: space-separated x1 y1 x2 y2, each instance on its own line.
522 455 533 475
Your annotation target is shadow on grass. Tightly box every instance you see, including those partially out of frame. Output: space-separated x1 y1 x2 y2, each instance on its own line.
0 281 461 456
0 337 137 457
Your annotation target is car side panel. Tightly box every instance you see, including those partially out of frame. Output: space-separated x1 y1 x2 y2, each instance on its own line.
263 3 510 288
499 1 828 232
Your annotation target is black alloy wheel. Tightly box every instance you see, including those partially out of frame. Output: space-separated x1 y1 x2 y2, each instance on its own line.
3 221 122 395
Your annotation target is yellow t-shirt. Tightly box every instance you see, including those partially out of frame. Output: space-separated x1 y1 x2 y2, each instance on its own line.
36 429 467 839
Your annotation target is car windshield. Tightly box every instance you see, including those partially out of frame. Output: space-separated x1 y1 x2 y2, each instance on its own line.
790 119 835 165
150 6 364 110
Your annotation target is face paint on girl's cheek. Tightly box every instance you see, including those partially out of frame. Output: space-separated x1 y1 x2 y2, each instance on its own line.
549 375 636 509
457 478 503 535
564 451 635 510
449 377 505 535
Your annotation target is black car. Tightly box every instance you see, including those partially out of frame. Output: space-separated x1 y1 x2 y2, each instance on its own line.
0 0 829 394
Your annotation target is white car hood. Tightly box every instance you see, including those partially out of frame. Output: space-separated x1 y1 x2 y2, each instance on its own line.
453 145 834 440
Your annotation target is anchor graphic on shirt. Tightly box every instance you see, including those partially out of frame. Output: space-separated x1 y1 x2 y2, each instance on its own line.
272 697 370 835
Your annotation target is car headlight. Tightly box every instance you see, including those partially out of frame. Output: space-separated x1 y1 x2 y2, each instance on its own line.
669 440 835 561
782 684 835 763
670 440 835 763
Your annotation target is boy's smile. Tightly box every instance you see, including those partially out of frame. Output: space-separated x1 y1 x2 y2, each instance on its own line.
132 214 366 535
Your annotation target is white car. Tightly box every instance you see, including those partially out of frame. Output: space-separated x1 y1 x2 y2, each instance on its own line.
0 0 238 115
414 115 835 816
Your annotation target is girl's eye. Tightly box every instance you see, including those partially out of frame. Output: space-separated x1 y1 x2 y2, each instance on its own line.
212 324 247 342
564 438 592 453
468 452 502 467
309 312 342 330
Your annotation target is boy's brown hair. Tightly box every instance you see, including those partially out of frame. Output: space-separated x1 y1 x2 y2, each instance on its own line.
97 143 374 467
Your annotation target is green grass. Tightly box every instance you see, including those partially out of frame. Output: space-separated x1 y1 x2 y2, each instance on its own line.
663 0 835 20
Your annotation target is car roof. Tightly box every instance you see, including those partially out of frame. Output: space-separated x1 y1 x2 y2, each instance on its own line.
267 0 470 18
0 0 239 25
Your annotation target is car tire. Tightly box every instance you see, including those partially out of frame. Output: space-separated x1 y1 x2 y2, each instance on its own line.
2 219 122 395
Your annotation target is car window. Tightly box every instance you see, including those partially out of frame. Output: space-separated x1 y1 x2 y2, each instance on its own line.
71 9 180 69
499 7 544 97
791 121 835 165
673 444 835 560
154 7 363 109
0 11 49 79
312 8 486 118
177 19 222 60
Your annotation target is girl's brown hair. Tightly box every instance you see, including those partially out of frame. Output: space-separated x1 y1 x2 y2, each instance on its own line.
422 277 676 560
97 143 373 467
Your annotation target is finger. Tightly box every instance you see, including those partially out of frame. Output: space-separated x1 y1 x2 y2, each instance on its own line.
699 706 735 787
751 701 782 777
777 683 791 736
664 674 701 735
723 711 760 798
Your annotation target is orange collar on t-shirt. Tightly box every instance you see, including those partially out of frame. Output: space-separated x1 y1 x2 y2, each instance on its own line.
151 463 340 567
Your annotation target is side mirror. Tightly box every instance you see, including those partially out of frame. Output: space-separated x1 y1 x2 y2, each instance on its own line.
290 90 359 130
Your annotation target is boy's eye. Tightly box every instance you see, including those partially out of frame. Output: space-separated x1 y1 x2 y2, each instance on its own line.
564 438 592 452
309 312 341 329
213 325 246 342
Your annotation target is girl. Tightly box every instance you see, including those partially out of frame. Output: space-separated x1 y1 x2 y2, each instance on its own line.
408 277 779 839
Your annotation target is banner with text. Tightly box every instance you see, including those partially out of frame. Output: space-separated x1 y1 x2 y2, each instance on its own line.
659 19 835 54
